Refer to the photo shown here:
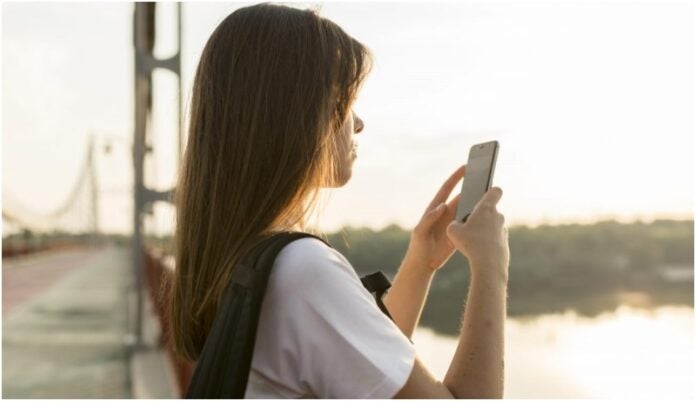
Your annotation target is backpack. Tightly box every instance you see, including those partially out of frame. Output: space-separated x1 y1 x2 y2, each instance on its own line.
185 231 397 398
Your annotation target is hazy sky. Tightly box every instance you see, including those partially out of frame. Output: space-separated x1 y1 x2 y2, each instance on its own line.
2 0 693 235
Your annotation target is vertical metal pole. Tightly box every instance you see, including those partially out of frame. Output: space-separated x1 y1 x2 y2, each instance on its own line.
177 2 183 164
88 134 100 242
132 3 144 347
131 2 180 348
132 2 155 347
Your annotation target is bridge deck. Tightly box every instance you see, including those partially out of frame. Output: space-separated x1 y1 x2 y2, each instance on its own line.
2 245 134 398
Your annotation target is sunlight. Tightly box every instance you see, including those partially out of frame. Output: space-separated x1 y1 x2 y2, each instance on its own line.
414 306 694 398
560 306 694 399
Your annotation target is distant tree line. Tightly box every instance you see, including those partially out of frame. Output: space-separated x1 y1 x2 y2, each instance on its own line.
324 219 694 335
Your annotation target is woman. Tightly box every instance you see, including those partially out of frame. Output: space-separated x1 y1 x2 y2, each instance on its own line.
170 2 510 398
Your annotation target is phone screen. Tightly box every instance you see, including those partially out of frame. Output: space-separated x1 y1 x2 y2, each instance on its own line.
455 141 499 223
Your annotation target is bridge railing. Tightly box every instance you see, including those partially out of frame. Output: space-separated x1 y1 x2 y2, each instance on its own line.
143 248 194 397
2 236 100 259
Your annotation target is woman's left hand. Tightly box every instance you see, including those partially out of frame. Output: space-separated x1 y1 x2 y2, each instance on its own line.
405 164 466 273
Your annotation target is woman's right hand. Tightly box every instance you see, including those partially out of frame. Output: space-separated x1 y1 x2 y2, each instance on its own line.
446 187 509 283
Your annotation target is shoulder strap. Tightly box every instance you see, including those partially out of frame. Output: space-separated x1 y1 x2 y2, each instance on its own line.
360 272 394 320
185 231 326 399
359 271 414 345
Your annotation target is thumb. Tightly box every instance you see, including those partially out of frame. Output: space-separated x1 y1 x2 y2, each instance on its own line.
446 220 461 240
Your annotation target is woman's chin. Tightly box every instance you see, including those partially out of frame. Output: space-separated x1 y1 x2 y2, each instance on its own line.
325 168 352 188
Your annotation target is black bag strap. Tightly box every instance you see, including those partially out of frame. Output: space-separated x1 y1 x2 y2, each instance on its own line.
186 231 321 399
360 272 414 345
185 231 399 399
360 272 394 320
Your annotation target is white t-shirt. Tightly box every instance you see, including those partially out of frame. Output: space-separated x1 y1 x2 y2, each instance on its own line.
243 237 417 398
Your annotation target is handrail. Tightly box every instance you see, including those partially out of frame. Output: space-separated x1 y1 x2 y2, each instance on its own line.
143 247 194 397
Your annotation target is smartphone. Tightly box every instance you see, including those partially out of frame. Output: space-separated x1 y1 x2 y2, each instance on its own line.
455 140 499 223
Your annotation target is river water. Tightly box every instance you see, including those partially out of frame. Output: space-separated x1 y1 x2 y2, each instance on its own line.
412 306 694 399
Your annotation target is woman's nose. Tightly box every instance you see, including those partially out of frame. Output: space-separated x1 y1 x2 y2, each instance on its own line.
354 115 364 133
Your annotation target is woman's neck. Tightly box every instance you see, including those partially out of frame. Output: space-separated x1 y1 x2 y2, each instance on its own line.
266 221 301 234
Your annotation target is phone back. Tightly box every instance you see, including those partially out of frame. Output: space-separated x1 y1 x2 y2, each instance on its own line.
455 141 499 222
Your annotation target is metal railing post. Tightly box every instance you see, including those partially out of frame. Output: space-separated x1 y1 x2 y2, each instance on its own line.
132 2 182 347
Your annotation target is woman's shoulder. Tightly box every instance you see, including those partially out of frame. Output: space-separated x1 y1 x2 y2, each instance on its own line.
275 235 348 268
269 235 358 292
276 235 333 260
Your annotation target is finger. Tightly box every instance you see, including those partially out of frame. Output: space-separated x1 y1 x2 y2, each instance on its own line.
481 186 503 208
427 203 447 220
417 203 447 233
467 187 503 219
446 192 461 209
446 220 464 238
443 192 461 220
427 164 467 211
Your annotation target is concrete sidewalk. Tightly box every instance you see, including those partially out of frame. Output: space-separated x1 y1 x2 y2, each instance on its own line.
3 247 102 319
2 246 134 398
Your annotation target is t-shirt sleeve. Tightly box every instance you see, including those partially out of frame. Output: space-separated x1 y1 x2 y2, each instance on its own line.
276 238 417 399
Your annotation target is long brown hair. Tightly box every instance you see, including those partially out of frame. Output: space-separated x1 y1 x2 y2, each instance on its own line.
169 2 373 362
